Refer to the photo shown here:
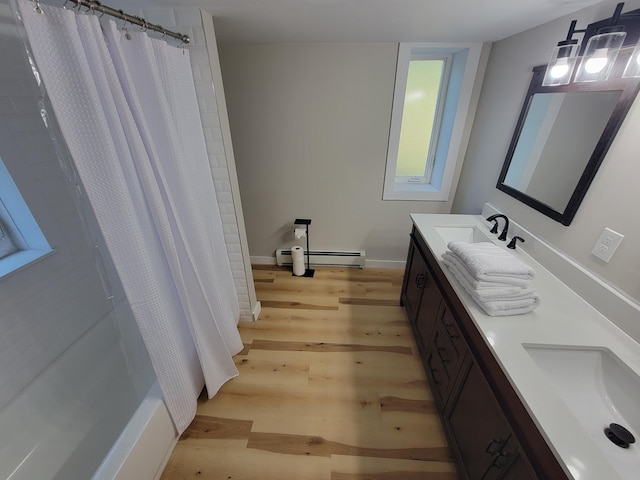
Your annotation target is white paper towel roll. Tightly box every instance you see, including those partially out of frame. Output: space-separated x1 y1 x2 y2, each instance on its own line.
291 246 305 276
294 227 306 239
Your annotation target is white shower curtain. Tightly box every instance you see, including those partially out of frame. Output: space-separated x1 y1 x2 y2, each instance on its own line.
18 0 243 433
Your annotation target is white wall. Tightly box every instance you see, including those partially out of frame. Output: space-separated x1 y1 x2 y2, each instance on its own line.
453 0 640 304
219 43 467 264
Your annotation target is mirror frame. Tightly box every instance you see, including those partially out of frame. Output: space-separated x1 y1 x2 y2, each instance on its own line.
497 57 640 226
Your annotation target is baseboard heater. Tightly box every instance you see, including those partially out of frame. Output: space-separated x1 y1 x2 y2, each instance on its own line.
276 249 365 268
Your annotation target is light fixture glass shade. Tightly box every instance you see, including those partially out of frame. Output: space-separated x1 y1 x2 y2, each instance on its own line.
575 31 626 82
622 42 640 77
543 43 579 86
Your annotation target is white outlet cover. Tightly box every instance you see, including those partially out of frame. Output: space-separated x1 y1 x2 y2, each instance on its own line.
591 227 624 262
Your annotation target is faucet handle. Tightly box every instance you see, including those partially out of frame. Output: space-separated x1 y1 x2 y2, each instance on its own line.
507 236 524 249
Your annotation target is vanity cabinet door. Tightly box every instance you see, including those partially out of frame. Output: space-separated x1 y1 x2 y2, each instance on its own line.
415 266 442 348
445 361 514 480
401 236 428 324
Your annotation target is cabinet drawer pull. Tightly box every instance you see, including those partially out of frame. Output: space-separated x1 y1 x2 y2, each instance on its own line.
444 324 460 340
485 437 506 455
430 367 443 385
490 451 510 469
437 347 450 364
415 273 426 289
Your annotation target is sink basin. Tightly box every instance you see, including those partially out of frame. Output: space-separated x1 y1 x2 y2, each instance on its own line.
524 344 640 479
434 225 492 244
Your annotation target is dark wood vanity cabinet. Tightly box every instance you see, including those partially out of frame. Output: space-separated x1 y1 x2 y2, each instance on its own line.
401 235 442 348
445 360 536 480
401 227 566 480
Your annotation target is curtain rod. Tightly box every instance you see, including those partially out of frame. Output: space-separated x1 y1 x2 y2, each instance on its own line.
60 0 190 44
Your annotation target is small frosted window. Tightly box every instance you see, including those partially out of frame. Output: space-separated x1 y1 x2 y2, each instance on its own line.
0 219 18 259
0 157 52 278
395 58 446 180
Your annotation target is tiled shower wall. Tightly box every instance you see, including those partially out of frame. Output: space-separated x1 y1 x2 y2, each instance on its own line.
135 7 253 320
0 1 116 408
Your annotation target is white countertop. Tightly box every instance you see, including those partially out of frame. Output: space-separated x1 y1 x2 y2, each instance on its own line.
411 213 640 480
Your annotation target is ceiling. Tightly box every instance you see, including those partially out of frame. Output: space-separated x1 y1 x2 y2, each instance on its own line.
117 0 605 45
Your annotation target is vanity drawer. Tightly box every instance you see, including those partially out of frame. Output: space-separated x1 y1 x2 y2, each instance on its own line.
426 347 451 405
440 308 464 358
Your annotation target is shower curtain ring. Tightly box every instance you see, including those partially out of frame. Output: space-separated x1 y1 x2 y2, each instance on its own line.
34 1 43 14
62 0 70 9
121 20 132 40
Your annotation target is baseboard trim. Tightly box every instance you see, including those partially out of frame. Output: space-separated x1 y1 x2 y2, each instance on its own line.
365 259 406 269
251 301 261 321
251 256 405 270
250 256 277 265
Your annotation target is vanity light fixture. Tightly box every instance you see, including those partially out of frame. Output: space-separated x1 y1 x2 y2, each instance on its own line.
543 2 640 86
622 41 640 76
542 20 580 86
575 3 626 83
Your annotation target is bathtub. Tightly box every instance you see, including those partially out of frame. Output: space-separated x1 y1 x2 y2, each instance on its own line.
91 382 178 480
0 305 176 480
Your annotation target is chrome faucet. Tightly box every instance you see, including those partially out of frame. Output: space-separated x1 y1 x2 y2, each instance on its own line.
486 214 509 241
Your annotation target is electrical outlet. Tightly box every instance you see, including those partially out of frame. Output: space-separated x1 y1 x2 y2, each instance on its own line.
591 227 624 262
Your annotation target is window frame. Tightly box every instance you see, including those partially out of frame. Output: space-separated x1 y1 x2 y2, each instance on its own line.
383 42 487 201
0 158 53 279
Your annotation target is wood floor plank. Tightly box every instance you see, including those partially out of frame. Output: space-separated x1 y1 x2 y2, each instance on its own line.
307 351 429 393
239 321 415 348
233 353 311 386
252 412 448 451
330 455 458 480
161 266 458 479
339 297 401 306
264 276 371 297
379 396 437 414
247 432 451 462
179 415 252 441
250 339 413 355
161 444 331 480
196 383 383 424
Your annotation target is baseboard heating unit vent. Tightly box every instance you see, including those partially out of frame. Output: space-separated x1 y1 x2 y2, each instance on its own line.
276 249 365 268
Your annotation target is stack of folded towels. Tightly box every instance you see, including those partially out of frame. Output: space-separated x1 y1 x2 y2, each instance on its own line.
442 241 540 316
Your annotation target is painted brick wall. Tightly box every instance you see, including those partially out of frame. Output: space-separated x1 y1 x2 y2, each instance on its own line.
138 7 252 320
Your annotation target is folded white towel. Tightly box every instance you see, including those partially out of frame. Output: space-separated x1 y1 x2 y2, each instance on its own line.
443 256 535 301
447 241 535 281
478 300 540 317
442 260 540 316
442 251 531 289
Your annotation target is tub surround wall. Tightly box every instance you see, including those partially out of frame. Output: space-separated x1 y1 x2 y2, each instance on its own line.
454 0 640 306
0 1 158 477
0 0 152 413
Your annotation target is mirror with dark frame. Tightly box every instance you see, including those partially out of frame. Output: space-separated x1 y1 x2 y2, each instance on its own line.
497 8 640 226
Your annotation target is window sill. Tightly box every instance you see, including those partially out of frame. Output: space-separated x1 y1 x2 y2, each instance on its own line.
0 249 55 281
382 183 449 201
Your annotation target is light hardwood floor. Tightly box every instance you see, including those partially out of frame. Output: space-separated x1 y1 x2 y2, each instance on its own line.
160 266 459 479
